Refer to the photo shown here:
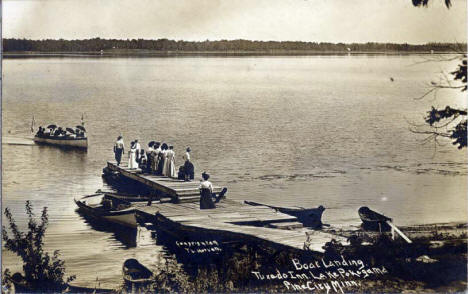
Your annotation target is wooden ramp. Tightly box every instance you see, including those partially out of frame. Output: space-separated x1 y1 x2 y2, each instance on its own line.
106 161 223 201
136 200 348 253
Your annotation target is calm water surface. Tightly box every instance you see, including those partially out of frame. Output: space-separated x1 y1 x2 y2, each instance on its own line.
2 55 467 287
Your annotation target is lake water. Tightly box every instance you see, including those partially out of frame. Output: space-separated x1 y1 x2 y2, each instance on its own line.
2 55 467 287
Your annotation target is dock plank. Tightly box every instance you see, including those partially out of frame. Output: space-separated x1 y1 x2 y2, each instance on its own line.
107 161 223 198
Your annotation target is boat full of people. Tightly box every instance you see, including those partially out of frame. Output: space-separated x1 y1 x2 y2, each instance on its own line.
33 124 88 149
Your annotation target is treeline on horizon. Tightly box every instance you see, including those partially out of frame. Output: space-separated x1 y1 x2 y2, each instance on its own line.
2 38 463 52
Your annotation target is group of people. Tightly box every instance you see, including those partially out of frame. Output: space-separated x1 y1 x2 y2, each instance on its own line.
113 136 194 181
36 126 86 138
113 136 224 210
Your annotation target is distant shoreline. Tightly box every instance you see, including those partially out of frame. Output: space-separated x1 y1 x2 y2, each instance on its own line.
2 50 457 58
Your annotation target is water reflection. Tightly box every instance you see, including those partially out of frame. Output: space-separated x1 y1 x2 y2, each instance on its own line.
75 211 138 248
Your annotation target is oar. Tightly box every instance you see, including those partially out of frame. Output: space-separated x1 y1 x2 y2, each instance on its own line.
386 221 412 243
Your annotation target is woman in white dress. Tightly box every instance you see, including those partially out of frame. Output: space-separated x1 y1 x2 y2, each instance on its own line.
161 143 169 176
128 141 139 169
166 146 176 178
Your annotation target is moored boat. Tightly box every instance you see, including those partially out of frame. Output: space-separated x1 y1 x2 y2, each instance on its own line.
358 206 413 243
358 206 392 231
33 135 88 149
122 258 154 286
74 193 137 228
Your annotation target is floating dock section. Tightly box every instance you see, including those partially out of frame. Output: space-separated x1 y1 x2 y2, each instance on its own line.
136 200 348 253
106 161 348 253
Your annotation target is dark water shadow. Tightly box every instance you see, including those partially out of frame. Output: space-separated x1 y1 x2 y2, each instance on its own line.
101 173 154 196
75 210 137 248
35 142 88 153
152 226 247 271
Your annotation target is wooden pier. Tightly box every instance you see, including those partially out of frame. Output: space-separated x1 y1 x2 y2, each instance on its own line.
135 200 348 253
106 161 223 202
105 161 348 253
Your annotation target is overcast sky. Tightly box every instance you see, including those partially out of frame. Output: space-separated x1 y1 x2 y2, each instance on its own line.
3 0 467 43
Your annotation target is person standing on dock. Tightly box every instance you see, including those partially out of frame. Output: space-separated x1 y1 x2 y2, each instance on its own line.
160 143 168 176
153 142 161 174
165 146 176 178
114 136 125 166
139 149 148 172
134 139 141 162
128 141 139 169
199 172 215 209
183 147 194 181
147 142 154 173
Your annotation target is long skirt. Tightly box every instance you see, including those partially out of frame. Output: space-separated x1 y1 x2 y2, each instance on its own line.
151 153 158 173
162 157 170 176
128 152 138 169
184 161 194 180
115 148 123 165
146 153 153 172
140 158 148 173
168 158 176 178
157 156 165 175
200 189 215 209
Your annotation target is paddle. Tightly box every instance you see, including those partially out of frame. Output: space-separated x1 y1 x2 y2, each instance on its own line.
386 221 412 244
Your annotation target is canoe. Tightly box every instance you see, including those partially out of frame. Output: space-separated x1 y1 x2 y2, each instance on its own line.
358 206 392 231
74 193 137 228
244 201 325 228
33 135 88 149
122 259 154 286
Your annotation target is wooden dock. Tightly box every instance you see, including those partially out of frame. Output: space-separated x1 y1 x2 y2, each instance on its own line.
105 161 348 254
106 161 223 202
135 199 348 253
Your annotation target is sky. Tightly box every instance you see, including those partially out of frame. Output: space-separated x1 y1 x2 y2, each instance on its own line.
3 0 467 43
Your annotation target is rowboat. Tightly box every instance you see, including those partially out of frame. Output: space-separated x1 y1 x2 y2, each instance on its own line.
74 193 137 228
122 259 154 286
244 201 325 228
358 206 392 231
96 190 155 202
358 206 412 243
33 135 88 149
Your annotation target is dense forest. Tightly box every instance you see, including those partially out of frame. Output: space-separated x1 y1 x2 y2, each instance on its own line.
2 38 462 53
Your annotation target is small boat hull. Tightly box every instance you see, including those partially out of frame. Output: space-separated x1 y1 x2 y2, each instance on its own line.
100 210 138 228
358 206 392 232
122 259 154 286
244 201 325 228
34 136 88 149
102 191 153 202
75 194 137 228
